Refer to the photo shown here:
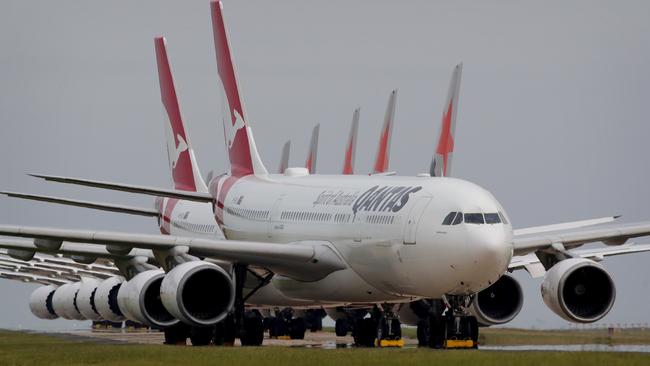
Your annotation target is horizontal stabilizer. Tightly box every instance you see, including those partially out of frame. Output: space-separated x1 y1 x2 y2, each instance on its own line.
1 191 159 217
28 174 213 203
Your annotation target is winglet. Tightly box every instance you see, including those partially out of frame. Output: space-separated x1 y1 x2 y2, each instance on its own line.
373 90 397 174
305 124 320 174
431 63 462 177
154 37 208 193
211 0 267 177
342 108 360 175
278 140 291 174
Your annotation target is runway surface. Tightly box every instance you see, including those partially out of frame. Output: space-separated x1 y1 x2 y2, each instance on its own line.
42 329 650 352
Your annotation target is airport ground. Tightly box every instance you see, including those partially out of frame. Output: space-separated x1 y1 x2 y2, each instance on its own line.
1 328 650 366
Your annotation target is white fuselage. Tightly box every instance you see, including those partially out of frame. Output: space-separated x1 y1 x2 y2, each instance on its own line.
162 172 514 307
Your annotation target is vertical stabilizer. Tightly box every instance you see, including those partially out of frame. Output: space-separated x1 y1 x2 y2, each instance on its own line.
278 140 291 174
431 63 462 177
211 0 267 177
305 124 320 174
372 90 397 174
154 37 208 193
342 108 360 175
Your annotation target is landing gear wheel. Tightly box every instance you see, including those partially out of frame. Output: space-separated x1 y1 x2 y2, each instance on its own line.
416 319 430 347
335 318 349 337
241 314 264 346
428 315 445 349
289 317 306 340
213 315 236 346
164 324 188 345
353 318 377 347
190 326 214 346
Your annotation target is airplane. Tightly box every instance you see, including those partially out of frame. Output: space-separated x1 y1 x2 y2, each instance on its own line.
2 0 650 349
278 141 290 174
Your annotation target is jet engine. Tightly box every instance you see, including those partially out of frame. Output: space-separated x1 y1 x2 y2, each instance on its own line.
94 276 126 322
469 273 523 325
76 278 102 321
160 261 234 327
541 258 615 323
116 269 178 328
29 285 59 320
51 282 85 320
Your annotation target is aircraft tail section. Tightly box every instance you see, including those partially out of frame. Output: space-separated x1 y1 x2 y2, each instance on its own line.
154 37 208 193
305 124 320 174
373 90 397 174
211 0 267 177
278 140 290 174
431 63 462 177
342 108 360 175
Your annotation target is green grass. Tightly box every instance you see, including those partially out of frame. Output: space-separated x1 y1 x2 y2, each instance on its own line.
1 330 650 366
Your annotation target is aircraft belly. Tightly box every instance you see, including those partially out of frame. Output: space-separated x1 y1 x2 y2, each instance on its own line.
271 268 406 303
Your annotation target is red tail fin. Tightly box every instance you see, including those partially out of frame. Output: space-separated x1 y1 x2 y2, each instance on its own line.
155 37 208 192
431 63 462 177
342 108 360 175
373 90 397 174
305 124 320 174
211 0 267 177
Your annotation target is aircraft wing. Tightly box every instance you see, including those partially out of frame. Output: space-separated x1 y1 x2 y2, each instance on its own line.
512 221 650 256
509 243 650 278
0 225 347 281
513 216 619 236
28 174 213 203
0 191 159 217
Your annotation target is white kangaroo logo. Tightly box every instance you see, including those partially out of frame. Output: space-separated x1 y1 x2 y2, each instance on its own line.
169 133 188 169
225 109 246 149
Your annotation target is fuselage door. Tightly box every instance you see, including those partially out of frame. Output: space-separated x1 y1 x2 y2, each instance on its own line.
267 196 284 239
403 196 432 244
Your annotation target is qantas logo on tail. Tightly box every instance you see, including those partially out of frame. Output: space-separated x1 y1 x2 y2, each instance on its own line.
225 109 246 149
169 134 189 169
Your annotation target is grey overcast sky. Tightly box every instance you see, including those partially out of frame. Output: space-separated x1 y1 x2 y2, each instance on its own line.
1 0 650 330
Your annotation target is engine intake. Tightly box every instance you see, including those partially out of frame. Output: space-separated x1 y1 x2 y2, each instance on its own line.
161 261 234 327
541 258 615 323
51 282 85 320
94 276 126 322
469 273 523 325
117 269 178 328
29 285 59 320
76 278 102 321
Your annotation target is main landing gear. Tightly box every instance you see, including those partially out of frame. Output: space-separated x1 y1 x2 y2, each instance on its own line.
267 308 307 340
415 297 479 349
352 305 404 348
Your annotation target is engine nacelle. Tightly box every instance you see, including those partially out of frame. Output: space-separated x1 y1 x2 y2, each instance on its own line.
541 258 615 323
116 270 178 328
76 278 102 321
51 282 85 320
469 273 523 326
29 285 59 319
161 261 234 327
94 276 126 322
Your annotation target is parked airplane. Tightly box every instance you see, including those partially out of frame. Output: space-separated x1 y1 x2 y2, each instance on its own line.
2 1 650 349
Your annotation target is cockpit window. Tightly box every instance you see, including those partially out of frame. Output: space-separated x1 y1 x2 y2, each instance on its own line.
498 211 509 225
464 213 485 224
452 212 463 225
442 212 457 225
484 213 501 224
